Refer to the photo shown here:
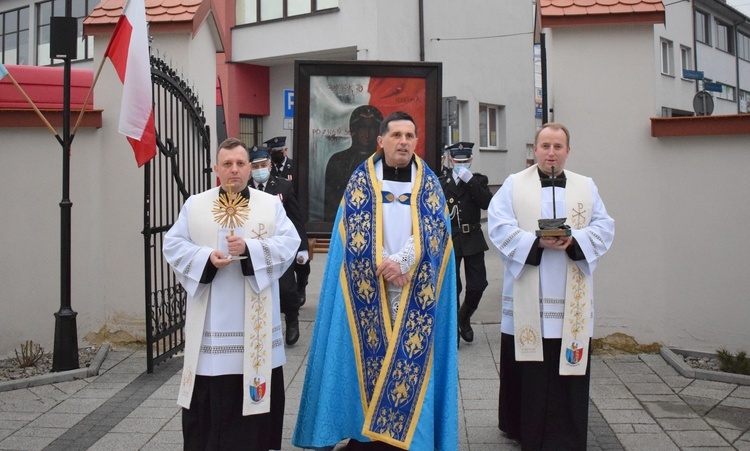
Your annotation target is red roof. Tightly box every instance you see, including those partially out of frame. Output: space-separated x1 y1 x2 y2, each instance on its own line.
0 65 102 129
84 0 210 35
540 0 665 27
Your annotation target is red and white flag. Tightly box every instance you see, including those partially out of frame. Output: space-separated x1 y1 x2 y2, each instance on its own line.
105 0 156 167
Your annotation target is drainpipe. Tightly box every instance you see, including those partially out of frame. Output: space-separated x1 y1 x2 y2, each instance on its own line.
733 17 748 114
541 32 549 124
419 0 425 61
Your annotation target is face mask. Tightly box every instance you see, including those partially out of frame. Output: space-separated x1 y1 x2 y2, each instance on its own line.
271 152 284 164
252 167 270 183
453 162 471 172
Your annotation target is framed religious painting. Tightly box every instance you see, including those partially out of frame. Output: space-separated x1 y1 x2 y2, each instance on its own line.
293 60 442 235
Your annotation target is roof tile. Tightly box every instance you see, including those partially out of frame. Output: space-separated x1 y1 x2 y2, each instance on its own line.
545 5 567 16
551 0 575 7
563 4 588 15
609 4 634 13
573 0 598 6
85 0 202 26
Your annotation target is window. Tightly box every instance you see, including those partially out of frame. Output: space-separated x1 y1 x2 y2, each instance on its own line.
716 20 734 54
695 10 710 44
661 39 674 76
716 83 735 102
680 45 693 77
1 7 30 65
740 90 750 113
738 32 750 62
442 97 461 147
240 116 263 148
37 0 96 66
479 104 505 149
236 0 338 25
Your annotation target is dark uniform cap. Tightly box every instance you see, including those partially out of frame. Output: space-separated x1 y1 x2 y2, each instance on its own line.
263 136 286 150
248 145 270 163
447 142 474 161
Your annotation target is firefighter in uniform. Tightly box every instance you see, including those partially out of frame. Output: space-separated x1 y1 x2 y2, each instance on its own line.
265 136 311 309
439 142 493 342
249 145 309 345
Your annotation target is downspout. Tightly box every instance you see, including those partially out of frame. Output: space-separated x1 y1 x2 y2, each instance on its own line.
541 32 549 124
419 0 425 61
734 17 748 114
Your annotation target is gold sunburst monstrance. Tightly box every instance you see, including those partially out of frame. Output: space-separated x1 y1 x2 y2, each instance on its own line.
212 184 249 231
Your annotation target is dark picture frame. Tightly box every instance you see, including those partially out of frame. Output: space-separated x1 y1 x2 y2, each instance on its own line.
293 60 443 236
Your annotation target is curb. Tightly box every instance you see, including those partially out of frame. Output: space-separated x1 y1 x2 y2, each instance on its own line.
0 343 111 393
660 347 750 386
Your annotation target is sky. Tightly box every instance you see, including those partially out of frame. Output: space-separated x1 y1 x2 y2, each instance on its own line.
726 0 750 17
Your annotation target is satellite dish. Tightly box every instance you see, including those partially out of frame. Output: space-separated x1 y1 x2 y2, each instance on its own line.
693 90 714 116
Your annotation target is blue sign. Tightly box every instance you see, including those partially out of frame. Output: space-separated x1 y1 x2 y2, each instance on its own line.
682 69 704 80
284 89 294 118
704 82 723 93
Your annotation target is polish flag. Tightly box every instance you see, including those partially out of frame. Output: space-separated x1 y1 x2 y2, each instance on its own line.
105 0 156 167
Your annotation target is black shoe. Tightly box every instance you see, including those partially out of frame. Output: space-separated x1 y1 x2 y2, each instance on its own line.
458 302 476 343
285 319 300 346
298 291 306 307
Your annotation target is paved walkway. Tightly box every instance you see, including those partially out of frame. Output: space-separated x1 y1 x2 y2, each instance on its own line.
0 322 749 450
1 238 749 449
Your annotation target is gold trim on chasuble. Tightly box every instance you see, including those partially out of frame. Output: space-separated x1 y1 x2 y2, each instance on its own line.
338 155 451 449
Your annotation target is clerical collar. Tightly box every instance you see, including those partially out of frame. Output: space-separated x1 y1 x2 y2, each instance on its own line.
382 156 414 182
219 186 250 200
538 167 566 188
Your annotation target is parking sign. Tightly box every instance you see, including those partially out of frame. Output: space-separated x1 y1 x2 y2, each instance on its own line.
284 89 294 118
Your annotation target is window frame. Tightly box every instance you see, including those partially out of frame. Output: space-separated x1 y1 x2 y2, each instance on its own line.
680 45 693 78
715 19 734 54
738 32 750 62
236 0 338 26
661 38 674 76
239 115 264 148
478 103 505 150
1 6 30 65
36 0 96 66
695 10 711 45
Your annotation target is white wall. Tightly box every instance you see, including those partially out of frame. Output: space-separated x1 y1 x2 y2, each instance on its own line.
0 21 219 357
547 24 750 353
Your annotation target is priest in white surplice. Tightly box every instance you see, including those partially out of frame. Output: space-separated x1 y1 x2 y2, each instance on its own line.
488 123 614 450
163 137 300 450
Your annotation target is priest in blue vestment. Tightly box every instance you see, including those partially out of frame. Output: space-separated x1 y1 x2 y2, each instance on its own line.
293 111 458 450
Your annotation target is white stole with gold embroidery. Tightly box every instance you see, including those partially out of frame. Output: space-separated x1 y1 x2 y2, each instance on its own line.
512 165 593 375
178 187 276 414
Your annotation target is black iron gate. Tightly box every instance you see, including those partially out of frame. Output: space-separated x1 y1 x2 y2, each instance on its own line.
143 55 212 373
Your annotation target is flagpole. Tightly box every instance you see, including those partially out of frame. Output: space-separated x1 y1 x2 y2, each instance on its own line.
2 70 60 140
72 55 108 137
52 0 79 372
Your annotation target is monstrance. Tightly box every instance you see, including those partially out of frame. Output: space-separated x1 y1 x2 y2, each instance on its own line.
212 183 250 260
536 166 572 237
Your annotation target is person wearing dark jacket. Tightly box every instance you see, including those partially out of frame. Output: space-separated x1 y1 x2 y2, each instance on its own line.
440 142 492 343
249 145 309 346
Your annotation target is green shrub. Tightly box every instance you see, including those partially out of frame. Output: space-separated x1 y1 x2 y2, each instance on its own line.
716 348 750 376
13 340 45 368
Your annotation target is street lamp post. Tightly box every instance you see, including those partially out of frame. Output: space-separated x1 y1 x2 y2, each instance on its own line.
51 0 79 372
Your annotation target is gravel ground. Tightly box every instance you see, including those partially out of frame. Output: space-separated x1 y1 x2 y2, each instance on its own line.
0 346 99 382
677 353 723 372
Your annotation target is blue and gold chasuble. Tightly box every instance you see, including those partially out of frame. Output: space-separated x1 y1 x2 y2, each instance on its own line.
293 154 458 450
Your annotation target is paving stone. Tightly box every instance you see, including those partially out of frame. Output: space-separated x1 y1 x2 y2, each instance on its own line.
27 412 87 428
633 424 663 433
610 424 634 434
110 416 169 434
662 376 693 390
466 426 510 444
463 409 498 428
618 373 664 383
605 362 654 375
589 383 634 400
599 409 656 424
704 405 750 431
680 394 720 416
625 382 675 395
461 380 499 400
642 401 699 419
666 430 730 447
656 417 712 430
125 405 180 420
616 432 679 450
459 363 500 379
463 398 497 411
680 379 737 400
732 386 750 398
47 397 107 415
592 398 642 410
0 433 58 450
88 431 152 450
714 426 743 442
720 396 750 409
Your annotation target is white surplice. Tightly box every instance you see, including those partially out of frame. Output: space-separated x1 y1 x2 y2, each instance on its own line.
163 187 300 413
487 169 615 339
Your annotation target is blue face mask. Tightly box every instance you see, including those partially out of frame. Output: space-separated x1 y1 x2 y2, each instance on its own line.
252 167 270 183
453 162 471 172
